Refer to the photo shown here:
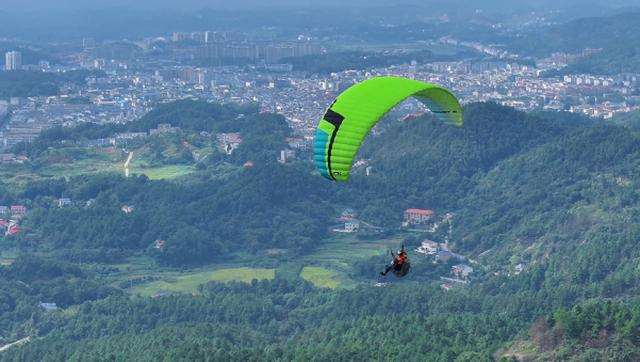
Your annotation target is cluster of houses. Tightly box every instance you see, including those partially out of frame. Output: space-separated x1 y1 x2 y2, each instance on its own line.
56 197 99 208
82 123 182 148
216 132 242 154
149 123 180 136
276 137 311 164
440 264 475 291
277 149 295 164
414 239 475 289
0 153 29 164
286 137 309 151
414 239 456 263
0 205 26 236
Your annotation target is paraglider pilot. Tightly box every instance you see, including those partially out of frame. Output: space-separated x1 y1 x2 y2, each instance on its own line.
380 245 408 276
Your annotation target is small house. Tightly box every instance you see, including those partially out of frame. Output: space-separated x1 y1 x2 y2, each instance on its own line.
415 239 439 255
39 302 59 311
121 205 135 214
340 209 356 221
57 198 72 208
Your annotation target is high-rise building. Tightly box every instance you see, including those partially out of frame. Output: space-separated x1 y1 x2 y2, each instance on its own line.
5 51 22 71
204 31 217 44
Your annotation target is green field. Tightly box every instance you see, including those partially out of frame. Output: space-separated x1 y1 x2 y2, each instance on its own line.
296 234 404 288
113 234 404 295
0 143 201 183
299 234 403 265
131 165 195 180
130 267 275 297
0 147 123 183
300 266 340 289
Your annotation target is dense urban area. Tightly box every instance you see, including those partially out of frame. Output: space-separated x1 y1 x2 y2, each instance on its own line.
1 9 639 150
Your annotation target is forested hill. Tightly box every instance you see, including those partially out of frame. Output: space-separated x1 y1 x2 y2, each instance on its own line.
513 12 640 56
512 11 640 74
501 300 640 360
3 100 640 360
9 101 640 267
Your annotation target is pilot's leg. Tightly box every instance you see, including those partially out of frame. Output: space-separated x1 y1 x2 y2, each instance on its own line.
380 264 393 276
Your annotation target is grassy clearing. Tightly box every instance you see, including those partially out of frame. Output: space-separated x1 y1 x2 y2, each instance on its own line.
275 263 303 281
300 266 340 289
0 249 18 265
0 147 123 183
300 235 404 265
131 165 195 180
0 259 14 266
130 267 275 297
296 234 404 288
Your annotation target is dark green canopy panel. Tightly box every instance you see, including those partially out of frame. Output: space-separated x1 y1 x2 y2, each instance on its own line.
314 77 463 181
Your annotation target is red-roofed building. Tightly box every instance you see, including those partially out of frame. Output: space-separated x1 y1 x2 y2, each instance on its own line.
404 208 434 224
243 161 254 167
6 225 20 236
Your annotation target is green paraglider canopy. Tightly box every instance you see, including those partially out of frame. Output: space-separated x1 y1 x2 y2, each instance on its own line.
314 77 463 181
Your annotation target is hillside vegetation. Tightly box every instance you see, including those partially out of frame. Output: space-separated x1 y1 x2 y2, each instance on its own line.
2 100 640 360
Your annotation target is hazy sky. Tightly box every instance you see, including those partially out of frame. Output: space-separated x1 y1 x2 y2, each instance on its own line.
3 0 639 11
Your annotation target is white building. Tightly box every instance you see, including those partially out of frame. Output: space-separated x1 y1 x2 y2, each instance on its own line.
344 221 360 233
5 51 22 71
415 239 439 255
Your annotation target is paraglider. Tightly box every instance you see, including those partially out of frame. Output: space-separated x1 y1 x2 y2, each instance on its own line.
314 77 463 181
380 245 410 278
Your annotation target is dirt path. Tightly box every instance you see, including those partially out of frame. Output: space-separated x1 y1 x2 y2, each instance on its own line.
0 336 31 353
124 152 133 177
